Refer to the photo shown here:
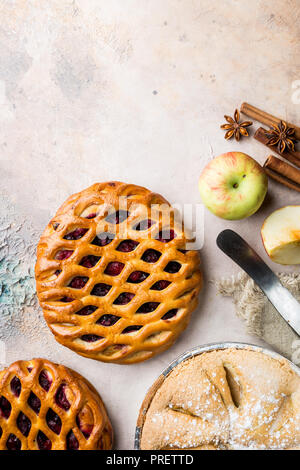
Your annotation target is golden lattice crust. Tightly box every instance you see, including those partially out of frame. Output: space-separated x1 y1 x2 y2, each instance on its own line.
35 182 202 364
0 358 113 450
140 348 300 450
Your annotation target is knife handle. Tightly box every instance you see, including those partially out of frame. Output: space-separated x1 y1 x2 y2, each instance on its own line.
216 229 278 292
217 229 300 337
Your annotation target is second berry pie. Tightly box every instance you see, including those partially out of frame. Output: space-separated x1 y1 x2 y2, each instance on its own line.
0 358 112 450
35 182 202 364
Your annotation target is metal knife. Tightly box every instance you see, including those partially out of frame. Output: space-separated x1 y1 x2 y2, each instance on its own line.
216 229 300 337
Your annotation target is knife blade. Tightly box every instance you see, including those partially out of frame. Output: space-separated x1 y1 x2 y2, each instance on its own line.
216 229 300 337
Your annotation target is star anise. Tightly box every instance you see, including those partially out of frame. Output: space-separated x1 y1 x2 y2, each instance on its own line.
220 109 252 141
264 120 298 154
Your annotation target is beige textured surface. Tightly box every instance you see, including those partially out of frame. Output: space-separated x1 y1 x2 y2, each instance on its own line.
0 0 300 448
141 348 300 450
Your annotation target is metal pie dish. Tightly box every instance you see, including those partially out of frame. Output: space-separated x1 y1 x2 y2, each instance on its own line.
134 341 300 450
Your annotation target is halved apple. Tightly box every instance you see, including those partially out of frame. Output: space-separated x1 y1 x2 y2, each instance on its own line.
261 206 300 265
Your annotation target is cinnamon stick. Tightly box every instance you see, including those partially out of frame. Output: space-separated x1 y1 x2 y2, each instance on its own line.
264 155 300 192
255 127 300 168
241 103 300 140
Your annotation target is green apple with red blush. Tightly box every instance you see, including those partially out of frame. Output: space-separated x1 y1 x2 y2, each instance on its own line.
199 152 268 220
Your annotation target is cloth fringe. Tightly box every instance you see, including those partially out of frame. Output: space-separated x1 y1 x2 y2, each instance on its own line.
213 273 300 364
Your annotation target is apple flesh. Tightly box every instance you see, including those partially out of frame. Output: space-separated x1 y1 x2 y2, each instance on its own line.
199 152 268 220
261 206 300 265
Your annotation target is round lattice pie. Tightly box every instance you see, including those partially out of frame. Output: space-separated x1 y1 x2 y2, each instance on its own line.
35 182 202 364
0 358 112 450
139 347 300 450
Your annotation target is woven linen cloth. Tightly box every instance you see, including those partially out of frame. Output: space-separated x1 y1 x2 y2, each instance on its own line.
216 272 300 366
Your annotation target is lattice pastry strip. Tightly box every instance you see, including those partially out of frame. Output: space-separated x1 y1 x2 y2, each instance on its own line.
35 182 203 364
0 359 113 450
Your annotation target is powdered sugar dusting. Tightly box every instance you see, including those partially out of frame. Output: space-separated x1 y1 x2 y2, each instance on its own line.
141 349 300 450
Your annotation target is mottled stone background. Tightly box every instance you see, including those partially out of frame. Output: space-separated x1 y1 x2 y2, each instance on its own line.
0 0 299 448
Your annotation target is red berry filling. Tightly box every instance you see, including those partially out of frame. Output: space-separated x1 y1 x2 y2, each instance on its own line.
106 210 129 224
46 409 62 435
55 250 73 260
76 305 97 316
164 261 181 273
127 271 149 283
79 255 100 268
114 344 126 351
137 302 160 313
85 212 97 219
117 240 139 252
162 309 178 320
97 314 120 326
113 292 135 305
92 233 115 246
28 392 41 414
6 434 21 450
142 249 161 263
82 425 93 439
81 334 102 343
55 384 71 411
69 276 89 289
39 370 52 392
60 296 74 303
134 219 154 231
37 431 52 450
55 270 61 276
0 427 2 438
67 430 79 450
10 376 21 397
156 229 176 243
151 280 171 291
17 412 31 437
0 396 11 419
76 415 93 439
64 228 88 240
122 325 142 334
91 283 111 297
53 223 60 231
105 262 124 276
